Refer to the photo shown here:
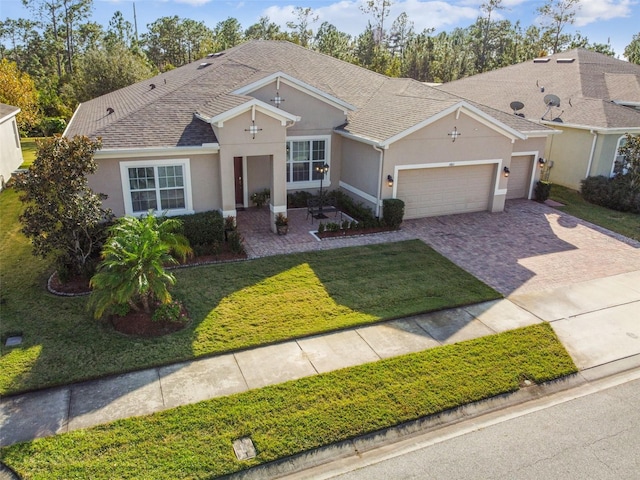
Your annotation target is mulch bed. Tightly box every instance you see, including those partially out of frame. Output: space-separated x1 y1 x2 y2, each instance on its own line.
110 308 190 337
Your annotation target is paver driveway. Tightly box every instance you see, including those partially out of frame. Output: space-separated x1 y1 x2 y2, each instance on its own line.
238 200 640 296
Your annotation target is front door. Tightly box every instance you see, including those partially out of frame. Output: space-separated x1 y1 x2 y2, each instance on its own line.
234 156 243 206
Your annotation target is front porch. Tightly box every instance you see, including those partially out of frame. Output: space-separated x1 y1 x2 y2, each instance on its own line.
235 207 408 258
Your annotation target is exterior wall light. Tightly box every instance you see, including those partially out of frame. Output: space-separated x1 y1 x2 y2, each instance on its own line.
387 174 394 187
538 157 546 168
503 166 510 177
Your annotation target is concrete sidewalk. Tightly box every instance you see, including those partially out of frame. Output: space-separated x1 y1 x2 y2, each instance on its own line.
2 271 640 448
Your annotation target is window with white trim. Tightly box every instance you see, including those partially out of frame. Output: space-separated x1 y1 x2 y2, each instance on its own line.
120 159 193 216
611 136 628 176
285 136 330 188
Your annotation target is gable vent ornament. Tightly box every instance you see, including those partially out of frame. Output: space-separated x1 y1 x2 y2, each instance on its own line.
270 77 285 108
245 105 262 140
448 126 461 142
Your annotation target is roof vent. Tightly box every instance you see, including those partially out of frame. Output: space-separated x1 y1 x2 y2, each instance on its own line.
149 83 156 90
557 58 575 63
198 62 211 69
106 107 114 115
533 58 550 63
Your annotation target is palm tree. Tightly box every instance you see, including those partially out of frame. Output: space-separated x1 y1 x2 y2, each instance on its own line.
89 212 192 319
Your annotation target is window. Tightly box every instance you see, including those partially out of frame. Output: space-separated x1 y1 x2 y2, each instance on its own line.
120 159 193 216
286 136 331 188
12 120 20 149
611 136 628 176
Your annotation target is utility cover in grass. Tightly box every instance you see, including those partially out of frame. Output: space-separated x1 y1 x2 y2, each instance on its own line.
233 437 257 460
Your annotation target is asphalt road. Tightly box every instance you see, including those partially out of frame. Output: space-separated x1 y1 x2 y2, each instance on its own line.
329 375 640 480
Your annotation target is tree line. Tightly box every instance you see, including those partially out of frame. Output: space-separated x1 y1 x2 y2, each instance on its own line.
1 0 639 136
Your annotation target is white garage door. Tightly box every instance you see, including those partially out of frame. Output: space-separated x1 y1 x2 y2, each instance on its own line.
397 164 495 219
506 155 534 199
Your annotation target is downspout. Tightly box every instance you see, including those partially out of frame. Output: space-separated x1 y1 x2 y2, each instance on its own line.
585 130 598 179
373 144 384 218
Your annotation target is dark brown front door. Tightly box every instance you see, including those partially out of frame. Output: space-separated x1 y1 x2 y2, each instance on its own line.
234 156 243 205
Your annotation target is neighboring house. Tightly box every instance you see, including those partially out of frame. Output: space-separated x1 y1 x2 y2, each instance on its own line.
0 103 24 190
439 48 640 190
64 41 553 231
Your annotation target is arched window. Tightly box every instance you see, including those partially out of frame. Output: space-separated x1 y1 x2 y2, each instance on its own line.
610 136 628 176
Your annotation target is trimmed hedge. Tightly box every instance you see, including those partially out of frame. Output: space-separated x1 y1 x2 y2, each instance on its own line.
172 210 224 246
382 198 405 229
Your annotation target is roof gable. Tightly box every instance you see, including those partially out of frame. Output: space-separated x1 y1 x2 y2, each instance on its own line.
232 72 356 113
196 96 299 127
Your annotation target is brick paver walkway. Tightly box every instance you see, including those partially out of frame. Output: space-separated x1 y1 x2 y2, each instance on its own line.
237 200 640 296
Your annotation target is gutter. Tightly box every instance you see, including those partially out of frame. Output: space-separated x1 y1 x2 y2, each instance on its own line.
373 145 385 218
96 144 221 159
585 130 598 179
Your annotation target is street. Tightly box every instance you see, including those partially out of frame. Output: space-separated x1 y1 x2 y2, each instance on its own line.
287 370 640 480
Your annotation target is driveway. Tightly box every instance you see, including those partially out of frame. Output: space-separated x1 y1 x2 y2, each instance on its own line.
238 200 640 296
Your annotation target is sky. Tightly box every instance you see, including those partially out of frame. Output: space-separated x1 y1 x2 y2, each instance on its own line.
0 0 638 59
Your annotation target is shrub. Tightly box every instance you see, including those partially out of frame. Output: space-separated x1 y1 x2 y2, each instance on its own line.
173 211 224 247
38 117 66 136
152 300 187 324
287 190 313 208
227 231 246 255
534 181 552 202
251 188 270 208
317 223 325 233
382 198 405 229
581 176 640 213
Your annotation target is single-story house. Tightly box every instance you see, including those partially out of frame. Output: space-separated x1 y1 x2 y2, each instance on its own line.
439 48 640 190
64 40 553 231
0 103 24 190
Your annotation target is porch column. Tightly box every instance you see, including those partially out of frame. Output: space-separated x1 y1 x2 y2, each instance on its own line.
219 148 237 218
269 144 287 233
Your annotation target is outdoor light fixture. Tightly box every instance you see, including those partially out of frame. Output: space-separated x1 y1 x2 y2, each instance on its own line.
538 157 546 168
503 166 510 177
387 174 394 187
448 126 461 142
315 163 330 218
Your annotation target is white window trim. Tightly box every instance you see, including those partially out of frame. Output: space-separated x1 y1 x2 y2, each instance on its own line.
285 135 331 190
120 158 194 216
610 135 627 177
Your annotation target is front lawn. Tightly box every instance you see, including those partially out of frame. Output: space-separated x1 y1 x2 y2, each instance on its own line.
550 184 640 241
0 323 576 479
0 188 500 395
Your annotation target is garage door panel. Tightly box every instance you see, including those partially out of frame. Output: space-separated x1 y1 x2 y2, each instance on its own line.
397 164 494 219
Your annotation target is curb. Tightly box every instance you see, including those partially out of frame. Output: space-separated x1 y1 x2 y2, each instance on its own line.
223 354 640 480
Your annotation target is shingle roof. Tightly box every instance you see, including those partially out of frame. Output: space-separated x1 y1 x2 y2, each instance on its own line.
0 103 20 122
65 40 549 149
438 48 640 130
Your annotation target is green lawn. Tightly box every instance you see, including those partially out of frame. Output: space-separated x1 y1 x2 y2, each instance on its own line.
19 138 43 167
0 188 500 396
0 323 576 480
550 184 640 242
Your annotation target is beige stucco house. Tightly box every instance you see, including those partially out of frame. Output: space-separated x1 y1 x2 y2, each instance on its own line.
439 49 640 190
0 103 24 190
64 41 553 231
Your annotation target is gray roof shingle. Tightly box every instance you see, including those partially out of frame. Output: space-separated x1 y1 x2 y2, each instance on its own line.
0 103 20 120
438 48 640 130
65 40 549 149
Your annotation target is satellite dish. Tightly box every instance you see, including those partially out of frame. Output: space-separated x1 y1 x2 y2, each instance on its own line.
106 107 114 115
510 101 525 114
149 83 156 90
543 94 561 107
